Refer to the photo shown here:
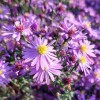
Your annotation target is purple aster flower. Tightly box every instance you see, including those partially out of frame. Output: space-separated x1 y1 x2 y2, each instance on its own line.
87 67 100 85
75 90 86 100
56 3 67 15
78 54 93 76
77 16 91 29
84 7 96 17
0 60 12 87
2 15 35 41
13 60 29 76
0 5 10 19
3 38 15 51
76 16 99 38
78 40 96 57
53 17 86 41
94 68 100 82
29 61 62 84
23 36 58 70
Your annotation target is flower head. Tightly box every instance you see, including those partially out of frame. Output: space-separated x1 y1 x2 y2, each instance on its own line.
94 68 100 82
79 40 95 57
79 56 87 64
23 36 58 70
0 60 12 87
78 55 93 76
2 15 34 41
0 5 10 19
29 61 62 84
37 45 47 55
13 60 29 76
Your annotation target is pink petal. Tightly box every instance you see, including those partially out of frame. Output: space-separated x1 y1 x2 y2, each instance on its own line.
31 56 38 66
48 72 54 81
40 72 44 82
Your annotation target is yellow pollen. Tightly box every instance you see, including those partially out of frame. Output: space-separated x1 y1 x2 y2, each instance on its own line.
63 42 67 47
0 70 2 75
43 66 47 71
80 56 86 64
80 45 87 52
85 22 91 28
37 45 47 55
0 8 2 14
94 72 99 78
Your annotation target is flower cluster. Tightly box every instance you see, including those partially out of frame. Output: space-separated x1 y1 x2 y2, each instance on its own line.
0 0 100 99
0 60 12 87
23 36 62 84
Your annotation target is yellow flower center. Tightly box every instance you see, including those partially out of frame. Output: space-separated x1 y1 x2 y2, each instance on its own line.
94 72 99 78
80 45 87 52
0 8 2 14
37 45 47 55
63 42 67 47
0 70 2 75
80 56 86 64
43 66 47 71
85 22 91 28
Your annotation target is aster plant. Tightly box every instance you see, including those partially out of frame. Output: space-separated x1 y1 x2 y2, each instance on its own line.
0 60 12 87
0 0 99 100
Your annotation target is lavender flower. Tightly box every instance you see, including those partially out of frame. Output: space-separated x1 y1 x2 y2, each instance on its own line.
2 15 34 41
94 68 100 82
78 40 96 57
23 36 58 70
13 60 29 76
29 61 62 84
78 55 93 76
0 60 12 87
0 5 10 19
